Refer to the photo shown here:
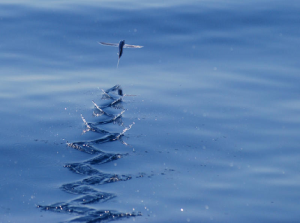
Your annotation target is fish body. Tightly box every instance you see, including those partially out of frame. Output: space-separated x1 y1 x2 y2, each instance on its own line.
118 40 125 58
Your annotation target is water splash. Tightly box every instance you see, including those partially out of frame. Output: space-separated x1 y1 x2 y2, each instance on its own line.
38 85 140 222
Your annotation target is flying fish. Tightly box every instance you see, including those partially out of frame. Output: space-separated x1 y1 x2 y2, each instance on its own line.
99 40 143 67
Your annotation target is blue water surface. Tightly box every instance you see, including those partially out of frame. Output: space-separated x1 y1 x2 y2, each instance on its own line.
0 0 300 222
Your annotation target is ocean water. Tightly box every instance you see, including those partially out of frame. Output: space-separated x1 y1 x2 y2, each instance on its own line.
1 0 300 222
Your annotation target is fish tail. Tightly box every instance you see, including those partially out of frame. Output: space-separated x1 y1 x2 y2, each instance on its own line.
117 58 120 68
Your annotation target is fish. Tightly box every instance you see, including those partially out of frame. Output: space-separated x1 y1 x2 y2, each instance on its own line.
99 40 143 68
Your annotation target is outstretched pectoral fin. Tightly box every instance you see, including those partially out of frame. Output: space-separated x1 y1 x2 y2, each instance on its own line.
99 42 119 47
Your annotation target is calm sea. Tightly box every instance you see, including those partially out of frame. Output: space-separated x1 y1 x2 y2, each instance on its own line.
1 0 300 222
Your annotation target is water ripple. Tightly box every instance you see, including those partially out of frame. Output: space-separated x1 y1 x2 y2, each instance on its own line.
38 85 140 222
